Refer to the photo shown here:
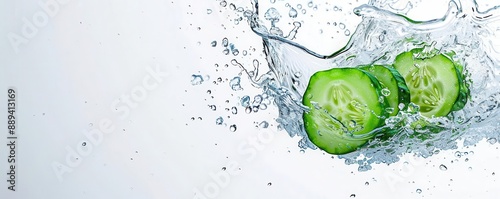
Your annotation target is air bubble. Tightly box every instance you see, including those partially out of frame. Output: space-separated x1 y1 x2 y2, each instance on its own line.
211 41 217 47
231 107 238 114
82 142 87 146
439 164 448 171
207 9 213 14
416 189 422 194
488 138 497 144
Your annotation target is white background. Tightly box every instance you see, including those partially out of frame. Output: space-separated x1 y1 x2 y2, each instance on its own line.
1 0 500 199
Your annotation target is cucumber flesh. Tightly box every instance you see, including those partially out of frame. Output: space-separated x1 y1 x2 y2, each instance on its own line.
393 49 460 118
303 68 388 154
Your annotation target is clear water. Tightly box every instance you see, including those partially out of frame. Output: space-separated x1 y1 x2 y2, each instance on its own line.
209 0 500 170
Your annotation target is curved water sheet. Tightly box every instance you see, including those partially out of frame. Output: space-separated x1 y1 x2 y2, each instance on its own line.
235 0 500 170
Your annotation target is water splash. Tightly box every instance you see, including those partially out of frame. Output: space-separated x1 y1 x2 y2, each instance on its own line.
227 0 500 169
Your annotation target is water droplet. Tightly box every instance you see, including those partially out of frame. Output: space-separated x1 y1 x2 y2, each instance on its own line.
229 3 236 10
223 48 230 55
245 106 252 113
270 0 276 3
207 9 213 14
416 189 422 194
230 124 237 132
381 88 391 96
89 123 93 127
219 0 227 7
365 182 369 186
439 164 448 171
350 194 356 198
207 90 212 94
488 138 497 144
301 9 306 14
344 29 351 36
264 8 281 22
339 23 346 30
211 41 217 47
252 106 259 112
191 74 204 85
222 38 229 47
253 95 263 105
231 107 238 114
259 104 268 110
349 120 357 127
221 167 226 171
454 151 462 158
289 8 298 18
267 182 272 186
244 10 253 17
216 117 224 125
209 105 217 111
229 77 242 91
241 95 251 107
232 49 239 56
297 4 302 9
82 142 87 146
259 121 269 128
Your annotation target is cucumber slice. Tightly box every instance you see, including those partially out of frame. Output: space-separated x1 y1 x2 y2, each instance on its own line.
359 65 411 117
393 48 460 118
303 68 389 154
445 52 469 111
